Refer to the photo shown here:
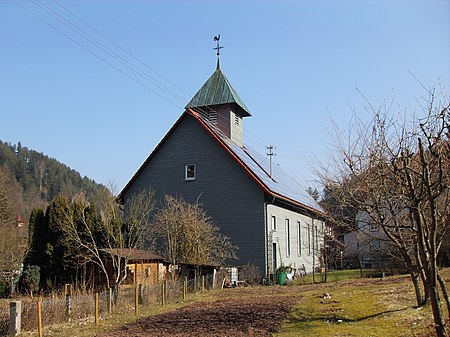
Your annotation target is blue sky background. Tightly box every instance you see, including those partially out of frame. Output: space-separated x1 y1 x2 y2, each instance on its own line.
1 0 449 193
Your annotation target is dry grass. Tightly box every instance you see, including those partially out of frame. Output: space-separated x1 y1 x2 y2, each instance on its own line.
276 270 450 337
7 269 450 336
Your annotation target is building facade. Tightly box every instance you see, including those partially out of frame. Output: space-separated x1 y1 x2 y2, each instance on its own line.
118 60 325 276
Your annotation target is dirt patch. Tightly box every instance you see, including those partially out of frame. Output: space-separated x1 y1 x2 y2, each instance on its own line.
98 294 299 337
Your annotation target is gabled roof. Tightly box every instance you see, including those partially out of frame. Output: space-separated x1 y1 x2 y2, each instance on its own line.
185 65 251 117
118 109 324 219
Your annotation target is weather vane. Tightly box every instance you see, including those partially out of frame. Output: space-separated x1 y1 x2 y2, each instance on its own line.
213 34 223 56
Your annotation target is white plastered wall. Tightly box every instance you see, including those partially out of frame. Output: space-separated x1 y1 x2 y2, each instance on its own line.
267 204 324 274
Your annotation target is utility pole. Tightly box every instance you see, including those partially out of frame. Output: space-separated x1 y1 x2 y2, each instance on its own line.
267 145 275 177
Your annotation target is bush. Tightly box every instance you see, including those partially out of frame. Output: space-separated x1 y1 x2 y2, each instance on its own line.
20 265 40 296
0 280 9 298
239 264 261 285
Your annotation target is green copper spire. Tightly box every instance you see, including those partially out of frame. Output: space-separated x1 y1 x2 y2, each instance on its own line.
185 66 251 117
186 35 250 117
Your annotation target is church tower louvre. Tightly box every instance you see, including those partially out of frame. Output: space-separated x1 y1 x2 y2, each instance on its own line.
185 38 251 147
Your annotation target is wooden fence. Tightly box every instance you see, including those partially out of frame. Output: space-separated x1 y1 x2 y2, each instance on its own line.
0 275 215 336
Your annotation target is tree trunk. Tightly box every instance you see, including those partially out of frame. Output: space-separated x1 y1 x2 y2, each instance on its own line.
410 271 425 307
400 248 425 307
416 249 430 304
437 270 450 321
429 281 447 337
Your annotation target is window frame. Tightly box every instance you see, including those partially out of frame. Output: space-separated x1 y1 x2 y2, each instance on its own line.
315 225 319 251
369 222 378 232
286 218 290 257
307 223 311 255
185 164 196 181
271 215 276 231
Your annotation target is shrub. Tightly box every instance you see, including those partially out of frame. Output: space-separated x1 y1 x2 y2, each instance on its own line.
20 265 40 296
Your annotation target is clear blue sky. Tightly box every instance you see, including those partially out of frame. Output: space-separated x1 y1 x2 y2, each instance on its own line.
1 0 449 193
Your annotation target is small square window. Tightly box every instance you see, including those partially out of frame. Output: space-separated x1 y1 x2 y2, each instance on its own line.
185 164 196 181
369 223 378 232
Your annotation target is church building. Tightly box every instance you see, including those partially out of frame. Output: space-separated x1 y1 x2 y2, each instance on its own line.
118 54 325 276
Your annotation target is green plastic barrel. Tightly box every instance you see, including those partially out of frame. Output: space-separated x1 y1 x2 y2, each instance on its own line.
278 272 287 285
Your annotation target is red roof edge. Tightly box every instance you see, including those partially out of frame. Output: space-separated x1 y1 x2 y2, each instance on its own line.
187 109 325 219
187 109 272 195
118 109 325 219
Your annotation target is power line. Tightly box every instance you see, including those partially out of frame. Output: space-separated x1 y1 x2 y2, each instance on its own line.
52 0 192 100
14 0 285 177
31 0 188 105
16 0 273 151
13 0 183 109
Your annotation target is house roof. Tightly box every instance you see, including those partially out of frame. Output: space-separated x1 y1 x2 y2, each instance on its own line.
102 248 166 262
185 64 251 117
118 109 323 218
188 110 324 217
119 61 324 218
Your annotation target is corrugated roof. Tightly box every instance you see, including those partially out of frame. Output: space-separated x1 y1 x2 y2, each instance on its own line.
185 67 251 117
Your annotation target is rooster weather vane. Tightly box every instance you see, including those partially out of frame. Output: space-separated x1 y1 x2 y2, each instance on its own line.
213 34 223 56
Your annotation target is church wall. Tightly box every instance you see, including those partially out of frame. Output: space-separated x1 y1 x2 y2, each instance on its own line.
123 114 267 273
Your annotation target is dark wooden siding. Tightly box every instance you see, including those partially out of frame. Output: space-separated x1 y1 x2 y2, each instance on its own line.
123 114 266 272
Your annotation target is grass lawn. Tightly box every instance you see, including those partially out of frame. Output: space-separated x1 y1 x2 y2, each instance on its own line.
291 269 378 285
276 269 450 337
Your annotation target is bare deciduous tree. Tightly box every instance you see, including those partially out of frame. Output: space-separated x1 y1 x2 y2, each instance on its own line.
0 167 27 294
123 188 155 249
150 195 237 273
317 86 449 337
61 187 155 289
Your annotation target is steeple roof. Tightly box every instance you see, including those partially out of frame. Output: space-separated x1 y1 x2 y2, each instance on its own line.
185 63 251 117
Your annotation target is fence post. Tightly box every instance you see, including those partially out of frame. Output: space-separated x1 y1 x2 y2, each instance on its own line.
37 298 42 337
95 292 99 326
65 294 72 322
135 285 139 317
194 274 197 292
9 301 21 336
161 282 165 306
201 276 205 292
106 287 112 314
138 284 143 305
183 277 187 301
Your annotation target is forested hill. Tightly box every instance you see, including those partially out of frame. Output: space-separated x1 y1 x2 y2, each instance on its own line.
0 140 110 219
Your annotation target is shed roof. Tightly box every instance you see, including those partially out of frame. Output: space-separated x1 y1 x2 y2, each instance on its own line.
102 248 166 262
185 65 251 117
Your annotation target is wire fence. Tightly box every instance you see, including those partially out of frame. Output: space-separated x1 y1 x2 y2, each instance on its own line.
0 274 217 336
